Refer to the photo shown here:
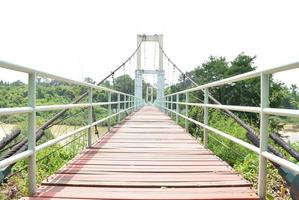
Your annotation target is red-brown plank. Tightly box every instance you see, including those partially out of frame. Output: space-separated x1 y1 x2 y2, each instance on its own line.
21 186 259 200
22 106 259 200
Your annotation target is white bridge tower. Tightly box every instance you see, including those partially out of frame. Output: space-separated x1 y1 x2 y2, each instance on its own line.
134 34 165 108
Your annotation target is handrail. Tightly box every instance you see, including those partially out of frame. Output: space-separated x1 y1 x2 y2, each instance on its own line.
158 61 299 199
0 60 144 196
35 105 137 152
161 105 299 172
0 101 134 115
162 101 299 117
0 60 134 97
165 61 299 97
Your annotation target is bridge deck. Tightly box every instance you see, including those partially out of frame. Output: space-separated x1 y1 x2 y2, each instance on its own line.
23 106 259 200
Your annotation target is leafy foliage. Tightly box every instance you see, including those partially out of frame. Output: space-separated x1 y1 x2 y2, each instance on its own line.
169 53 298 129
168 53 298 199
0 53 298 199
0 74 137 199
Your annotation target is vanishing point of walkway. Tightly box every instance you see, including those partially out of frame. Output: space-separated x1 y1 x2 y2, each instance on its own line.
23 106 259 200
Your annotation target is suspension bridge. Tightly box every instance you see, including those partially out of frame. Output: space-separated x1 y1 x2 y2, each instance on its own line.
0 34 298 199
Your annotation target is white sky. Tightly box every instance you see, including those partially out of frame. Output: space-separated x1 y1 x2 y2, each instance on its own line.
0 0 298 86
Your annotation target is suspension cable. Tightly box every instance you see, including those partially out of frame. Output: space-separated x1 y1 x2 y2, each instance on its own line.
97 41 142 85
8 131 86 179
123 63 126 75
157 42 295 166
47 108 85 129
1 41 142 166
208 133 247 158
158 42 198 87
0 141 21 154
89 40 143 131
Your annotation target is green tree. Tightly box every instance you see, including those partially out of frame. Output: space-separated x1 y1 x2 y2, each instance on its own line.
113 75 134 95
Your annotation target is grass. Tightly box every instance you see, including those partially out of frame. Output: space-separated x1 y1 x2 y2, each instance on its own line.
0 125 108 199
179 108 294 199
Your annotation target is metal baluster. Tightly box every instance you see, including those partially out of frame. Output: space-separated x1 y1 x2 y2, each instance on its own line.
204 88 208 148
130 96 132 113
258 73 269 198
134 96 137 112
117 93 120 123
185 92 189 132
166 96 168 115
170 95 173 119
28 73 36 196
108 92 111 131
163 96 166 114
176 94 179 124
124 95 127 117
87 87 92 147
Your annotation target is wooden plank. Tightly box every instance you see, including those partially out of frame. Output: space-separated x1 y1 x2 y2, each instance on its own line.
67 160 227 166
43 166 251 187
76 153 219 158
83 149 214 154
51 172 241 178
23 106 259 200
22 186 259 200
72 157 221 161
106 135 193 139
42 180 251 187
58 165 233 173
98 139 197 142
95 144 204 149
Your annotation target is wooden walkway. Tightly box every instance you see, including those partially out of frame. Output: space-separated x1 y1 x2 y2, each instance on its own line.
23 106 259 200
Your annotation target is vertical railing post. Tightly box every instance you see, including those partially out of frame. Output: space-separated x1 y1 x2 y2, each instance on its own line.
124 95 127 116
134 96 137 112
164 96 167 114
132 96 134 112
203 88 208 148
167 96 170 115
176 94 179 124
130 96 133 113
151 87 153 103
132 96 135 112
185 92 189 132
170 95 173 119
87 87 93 147
132 96 134 111
146 87 148 104
128 96 130 114
28 72 36 196
108 92 112 131
117 93 120 123
258 73 270 198
166 96 168 115
168 96 170 115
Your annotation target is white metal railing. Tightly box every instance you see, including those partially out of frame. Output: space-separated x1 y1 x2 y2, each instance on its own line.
157 61 299 199
0 60 143 196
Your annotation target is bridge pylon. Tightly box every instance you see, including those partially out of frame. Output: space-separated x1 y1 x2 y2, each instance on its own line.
134 34 165 109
